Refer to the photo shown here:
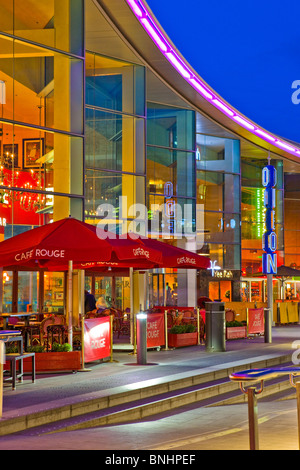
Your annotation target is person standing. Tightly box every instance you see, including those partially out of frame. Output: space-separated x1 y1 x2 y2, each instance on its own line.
84 290 96 314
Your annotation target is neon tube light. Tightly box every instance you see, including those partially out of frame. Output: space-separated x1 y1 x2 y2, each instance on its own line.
140 17 169 52
255 129 276 142
233 115 255 130
189 78 213 100
126 0 300 157
165 51 192 78
126 0 145 17
212 98 234 117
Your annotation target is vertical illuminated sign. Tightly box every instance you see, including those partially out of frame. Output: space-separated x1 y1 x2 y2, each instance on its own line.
256 188 264 238
164 181 175 234
262 165 277 274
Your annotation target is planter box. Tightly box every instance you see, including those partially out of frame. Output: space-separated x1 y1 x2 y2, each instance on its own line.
22 351 81 372
168 332 198 348
226 326 247 340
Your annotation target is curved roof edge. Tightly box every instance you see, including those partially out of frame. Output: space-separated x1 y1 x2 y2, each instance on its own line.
95 0 300 162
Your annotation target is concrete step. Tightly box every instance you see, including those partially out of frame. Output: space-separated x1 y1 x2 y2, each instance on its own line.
0 353 292 436
207 376 293 406
40 369 295 435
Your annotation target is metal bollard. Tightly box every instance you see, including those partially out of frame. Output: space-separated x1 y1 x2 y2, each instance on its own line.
205 302 226 352
247 387 260 450
264 307 272 343
136 313 147 365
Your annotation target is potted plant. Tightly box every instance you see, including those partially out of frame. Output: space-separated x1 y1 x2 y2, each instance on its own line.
22 343 81 372
168 324 198 348
226 320 247 340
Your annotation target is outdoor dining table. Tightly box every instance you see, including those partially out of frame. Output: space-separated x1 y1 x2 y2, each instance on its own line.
0 313 38 350
0 312 37 330
0 330 23 354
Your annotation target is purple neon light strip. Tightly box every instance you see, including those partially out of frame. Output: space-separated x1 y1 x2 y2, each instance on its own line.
126 0 300 156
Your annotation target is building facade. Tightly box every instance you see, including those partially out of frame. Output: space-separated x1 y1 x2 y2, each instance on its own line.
1 0 300 313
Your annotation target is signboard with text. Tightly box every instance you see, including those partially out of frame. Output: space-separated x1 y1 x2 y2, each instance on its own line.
84 317 111 363
248 308 264 335
262 165 277 274
147 313 165 348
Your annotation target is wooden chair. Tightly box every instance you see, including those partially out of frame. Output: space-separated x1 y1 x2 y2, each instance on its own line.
225 309 235 322
181 309 197 325
34 315 66 349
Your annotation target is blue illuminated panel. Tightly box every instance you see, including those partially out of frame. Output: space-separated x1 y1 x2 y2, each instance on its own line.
262 165 277 274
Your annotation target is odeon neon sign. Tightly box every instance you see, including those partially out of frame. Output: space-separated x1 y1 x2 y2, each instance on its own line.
262 165 277 274
126 0 300 158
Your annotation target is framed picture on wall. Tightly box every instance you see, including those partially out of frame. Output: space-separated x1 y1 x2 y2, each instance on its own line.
3 144 19 168
23 138 44 168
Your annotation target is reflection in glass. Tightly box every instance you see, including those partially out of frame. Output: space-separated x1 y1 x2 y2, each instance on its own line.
3 270 12 313
86 52 145 116
18 271 39 312
147 103 195 150
196 135 240 174
44 272 65 314
147 147 195 198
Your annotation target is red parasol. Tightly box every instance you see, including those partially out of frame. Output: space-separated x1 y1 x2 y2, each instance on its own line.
0 218 162 269
122 233 210 269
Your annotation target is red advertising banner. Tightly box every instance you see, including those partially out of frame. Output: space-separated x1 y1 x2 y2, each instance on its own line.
84 317 111 363
147 313 165 348
248 308 264 335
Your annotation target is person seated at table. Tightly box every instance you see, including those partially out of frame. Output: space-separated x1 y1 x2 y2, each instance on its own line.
96 295 108 313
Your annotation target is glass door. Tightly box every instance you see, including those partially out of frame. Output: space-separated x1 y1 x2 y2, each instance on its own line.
18 271 39 312
3 270 13 313
43 272 65 314
95 276 112 308
115 276 130 311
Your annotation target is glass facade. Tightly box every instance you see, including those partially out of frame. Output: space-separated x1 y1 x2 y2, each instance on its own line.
85 52 146 234
0 0 84 240
0 0 84 314
147 103 196 238
1 0 300 314
196 135 241 302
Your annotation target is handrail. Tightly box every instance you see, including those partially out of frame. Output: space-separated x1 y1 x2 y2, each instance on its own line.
229 367 300 450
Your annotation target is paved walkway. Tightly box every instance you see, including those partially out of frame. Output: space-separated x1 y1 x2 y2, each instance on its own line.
0 325 299 450
2 325 300 419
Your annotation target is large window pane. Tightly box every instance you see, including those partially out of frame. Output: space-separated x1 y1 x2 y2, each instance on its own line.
147 103 195 151
3 270 13 313
0 35 83 133
197 171 240 214
44 272 65 314
198 243 240 271
18 271 39 312
0 122 83 199
196 135 240 173
86 52 145 116
0 0 84 56
147 147 195 198
85 170 145 233
204 212 240 244
0 189 81 239
86 108 145 173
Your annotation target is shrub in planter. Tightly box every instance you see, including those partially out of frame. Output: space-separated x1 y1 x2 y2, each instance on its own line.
168 323 197 347
27 345 46 353
226 320 247 339
51 342 72 352
226 320 245 328
169 324 196 334
24 342 81 372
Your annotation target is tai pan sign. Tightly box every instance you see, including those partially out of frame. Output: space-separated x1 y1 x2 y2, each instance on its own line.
262 165 277 275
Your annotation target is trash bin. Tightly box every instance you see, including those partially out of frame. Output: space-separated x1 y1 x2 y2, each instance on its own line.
205 302 226 352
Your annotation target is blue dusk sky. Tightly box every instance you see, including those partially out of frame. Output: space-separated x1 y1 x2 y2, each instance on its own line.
146 0 300 143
